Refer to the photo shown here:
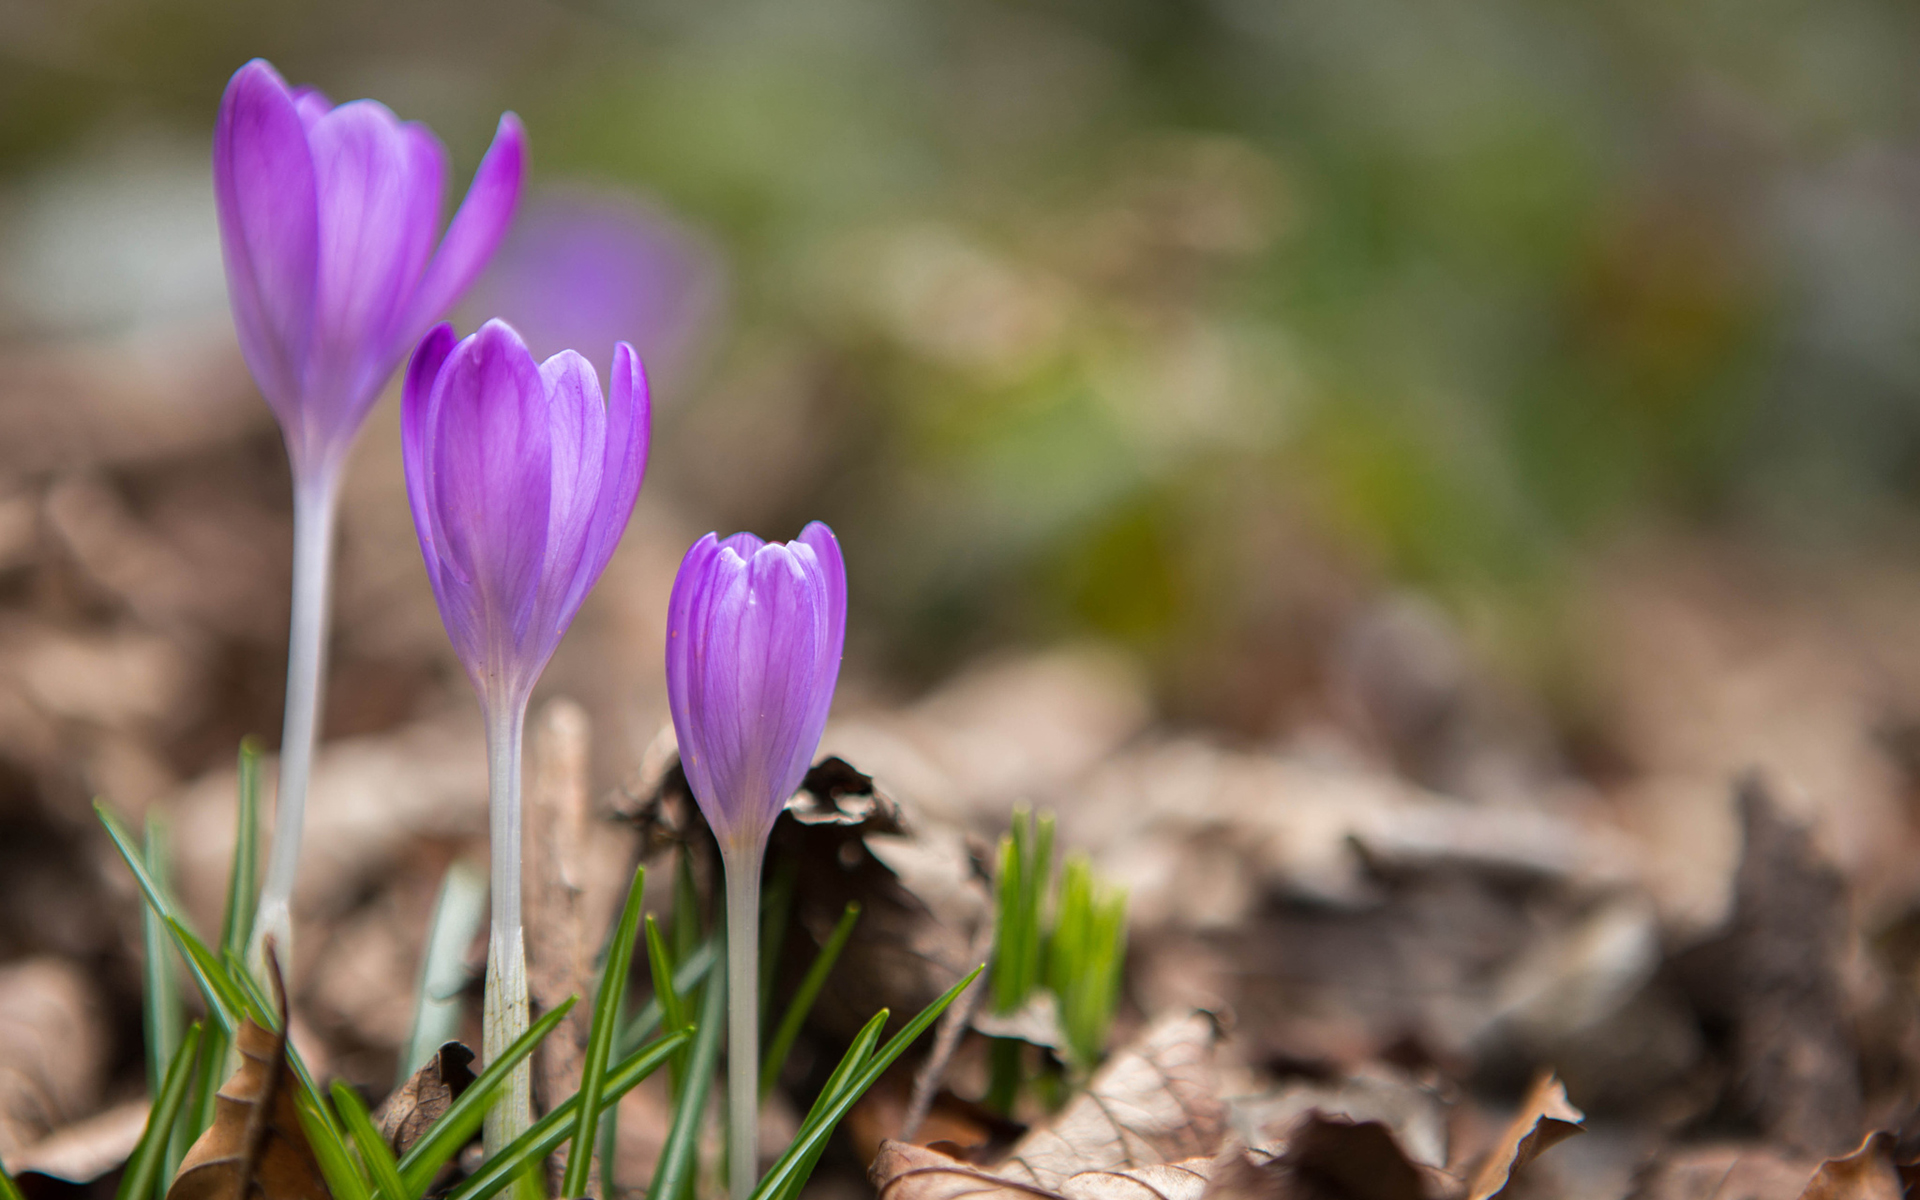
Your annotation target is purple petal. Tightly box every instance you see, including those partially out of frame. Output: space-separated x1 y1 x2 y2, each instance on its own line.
794 520 848 742
214 59 318 439
290 86 332 130
402 323 458 604
664 525 846 853
396 113 527 352
556 341 650 625
427 321 553 692
303 101 446 438
529 349 607 651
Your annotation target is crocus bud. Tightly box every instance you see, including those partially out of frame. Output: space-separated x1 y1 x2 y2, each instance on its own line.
403 320 650 710
665 523 847 859
215 59 526 479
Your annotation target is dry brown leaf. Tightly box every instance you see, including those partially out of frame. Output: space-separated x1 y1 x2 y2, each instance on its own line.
1797 1132 1902 1200
873 1139 1216 1200
1463 1073 1583 1200
375 1042 475 1158
168 956 327 1200
0 957 108 1159
8 1099 150 1183
1279 1115 1428 1200
1625 1145 1818 1200
996 1013 1224 1191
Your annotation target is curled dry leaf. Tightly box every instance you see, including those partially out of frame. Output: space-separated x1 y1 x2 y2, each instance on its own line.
1463 1073 1583 1200
375 1041 475 1157
996 1013 1225 1190
1797 1131 1903 1200
167 1017 327 1200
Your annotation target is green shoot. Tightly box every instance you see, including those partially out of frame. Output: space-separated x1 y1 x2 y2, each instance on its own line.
446 1029 689 1200
620 939 715 1054
140 820 182 1111
672 845 701 964
647 954 726 1200
758 857 797 1026
114 1021 203 1200
396 999 577 1197
760 902 861 1099
644 914 690 1094
750 965 984 1200
401 860 487 1086
563 865 647 1199
222 740 262 960
333 1082 407 1200
1047 856 1128 1074
0 1155 23 1200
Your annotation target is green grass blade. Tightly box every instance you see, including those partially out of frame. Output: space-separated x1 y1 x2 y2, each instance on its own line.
220 740 262 959
97 803 237 1037
114 1021 203 1200
672 845 701 964
396 997 577 1197
141 819 182 1104
400 861 487 1086
646 952 726 1200
333 1081 406 1200
444 1029 688 1200
295 1087 372 1200
184 1024 229 1145
0 1156 23 1200
563 865 646 1199
760 902 861 1099
750 965 984 1200
758 856 797 1026
797 1009 886 1126
619 940 715 1054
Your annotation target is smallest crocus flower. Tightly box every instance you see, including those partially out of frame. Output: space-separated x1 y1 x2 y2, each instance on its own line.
404 319 650 1158
665 523 846 1200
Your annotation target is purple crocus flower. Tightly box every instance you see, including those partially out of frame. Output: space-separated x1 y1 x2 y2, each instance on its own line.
218 57 526 979
665 523 847 857
663 521 845 1198
216 58 527 477
404 319 650 711
403 318 649 1154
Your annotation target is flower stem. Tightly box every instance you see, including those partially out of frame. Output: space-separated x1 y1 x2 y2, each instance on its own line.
253 470 340 974
723 842 763 1200
483 699 531 1160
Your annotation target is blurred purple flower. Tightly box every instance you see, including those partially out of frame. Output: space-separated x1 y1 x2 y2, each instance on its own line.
403 319 650 710
665 522 846 857
464 190 722 394
215 58 526 478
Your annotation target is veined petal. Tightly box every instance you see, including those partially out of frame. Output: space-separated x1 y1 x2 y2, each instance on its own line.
396 113 527 351
214 59 317 434
557 341 650 629
528 350 607 654
664 525 846 854
304 101 446 440
793 520 847 742
402 323 458 603
427 321 553 688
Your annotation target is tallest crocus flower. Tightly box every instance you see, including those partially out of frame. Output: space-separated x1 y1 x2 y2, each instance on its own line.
215 58 527 966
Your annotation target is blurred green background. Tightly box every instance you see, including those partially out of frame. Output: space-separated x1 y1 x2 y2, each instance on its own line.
6 0 1920 733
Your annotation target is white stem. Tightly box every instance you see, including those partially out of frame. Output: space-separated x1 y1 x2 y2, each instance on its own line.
483 700 532 1159
253 471 340 973
723 842 764 1200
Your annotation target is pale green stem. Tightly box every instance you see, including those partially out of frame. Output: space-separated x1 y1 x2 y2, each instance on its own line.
483 699 531 1159
253 469 340 974
722 839 764 1200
